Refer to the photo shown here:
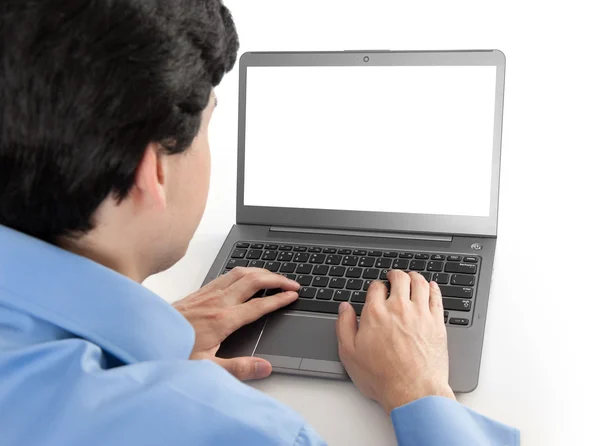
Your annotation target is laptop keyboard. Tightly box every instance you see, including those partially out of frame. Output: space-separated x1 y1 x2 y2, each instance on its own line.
221 242 479 327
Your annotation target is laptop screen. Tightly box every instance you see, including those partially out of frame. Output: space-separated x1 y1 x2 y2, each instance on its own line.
243 65 497 217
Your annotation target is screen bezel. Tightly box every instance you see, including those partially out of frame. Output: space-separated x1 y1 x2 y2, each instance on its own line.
236 50 505 237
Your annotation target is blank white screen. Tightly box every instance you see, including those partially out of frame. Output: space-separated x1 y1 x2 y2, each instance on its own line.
244 65 497 217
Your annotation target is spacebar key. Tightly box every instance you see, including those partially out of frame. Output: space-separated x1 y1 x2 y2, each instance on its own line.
286 299 364 315
443 298 472 312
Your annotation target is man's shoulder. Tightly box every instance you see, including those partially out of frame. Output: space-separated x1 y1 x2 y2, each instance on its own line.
0 337 307 446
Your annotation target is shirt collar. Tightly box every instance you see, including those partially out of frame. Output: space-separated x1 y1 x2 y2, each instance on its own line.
0 225 195 364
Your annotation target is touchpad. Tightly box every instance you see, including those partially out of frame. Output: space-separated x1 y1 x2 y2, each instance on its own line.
255 313 342 367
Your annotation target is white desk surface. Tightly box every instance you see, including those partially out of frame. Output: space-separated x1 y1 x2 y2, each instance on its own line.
144 2 599 444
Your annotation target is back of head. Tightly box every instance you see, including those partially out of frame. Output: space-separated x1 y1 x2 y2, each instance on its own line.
0 0 239 244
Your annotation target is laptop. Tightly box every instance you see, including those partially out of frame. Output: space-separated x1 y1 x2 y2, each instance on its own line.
203 50 506 393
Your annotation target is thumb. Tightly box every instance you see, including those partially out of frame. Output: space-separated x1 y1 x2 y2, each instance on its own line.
213 356 273 381
336 302 358 358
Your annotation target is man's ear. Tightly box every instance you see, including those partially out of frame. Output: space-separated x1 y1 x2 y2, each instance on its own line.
133 144 167 210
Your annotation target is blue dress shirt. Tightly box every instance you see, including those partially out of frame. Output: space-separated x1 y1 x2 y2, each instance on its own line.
0 224 519 445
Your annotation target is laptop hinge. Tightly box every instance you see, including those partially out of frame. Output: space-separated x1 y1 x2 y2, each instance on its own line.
269 226 452 243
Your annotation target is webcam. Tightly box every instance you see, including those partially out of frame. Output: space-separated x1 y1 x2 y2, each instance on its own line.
363 56 370 62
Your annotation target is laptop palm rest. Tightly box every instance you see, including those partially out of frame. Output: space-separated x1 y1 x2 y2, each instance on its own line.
254 312 347 376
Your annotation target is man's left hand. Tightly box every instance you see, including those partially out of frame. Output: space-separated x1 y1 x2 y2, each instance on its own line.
173 267 300 380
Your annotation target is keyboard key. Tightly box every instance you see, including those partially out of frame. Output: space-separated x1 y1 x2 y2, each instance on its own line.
312 276 329 287
250 243 264 249
439 286 473 299
236 242 249 248
350 291 367 303
277 252 294 262
299 287 317 299
359 257 375 267
310 254 326 264
347 279 363 290
443 298 471 312
308 247 322 253
296 275 313 286
280 263 296 273
448 255 462 262
286 299 364 316
444 311 449 323
449 318 470 326
463 257 479 263
427 261 444 272
353 249 367 256
330 278 346 289
431 254 446 261
363 268 379 279
266 288 283 296
262 251 277 260
368 250 383 257
451 274 475 286
409 260 426 271
265 262 281 272
379 269 390 279
346 267 363 278
392 259 409 270
265 244 279 250
279 245 293 251
231 249 247 259
445 263 477 274
323 248 337 254
293 246 307 252
282 274 297 281
420 272 433 281
338 249 352 255
342 256 358 266
398 252 414 259
317 289 334 300
326 255 342 265
293 253 310 263
375 258 392 268
313 265 329 275
383 251 398 258
296 264 313 274
226 259 248 269
330 266 346 277
249 260 265 268
433 273 450 284
247 249 263 260
363 280 373 291
415 254 430 260
333 290 351 301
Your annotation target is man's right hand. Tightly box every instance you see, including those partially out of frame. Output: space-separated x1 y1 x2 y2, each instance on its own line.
336 271 456 414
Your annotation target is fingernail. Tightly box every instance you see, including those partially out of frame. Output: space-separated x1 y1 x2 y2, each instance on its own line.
338 302 350 314
431 281 439 289
254 361 271 378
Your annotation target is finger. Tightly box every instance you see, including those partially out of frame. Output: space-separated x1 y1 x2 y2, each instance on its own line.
213 356 272 381
229 290 299 327
365 280 387 307
408 272 430 309
198 267 266 295
226 271 300 304
387 270 411 302
429 281 445 319
336 302 358 359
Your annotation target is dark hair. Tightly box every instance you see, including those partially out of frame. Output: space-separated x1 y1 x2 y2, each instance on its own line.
0 0 239 243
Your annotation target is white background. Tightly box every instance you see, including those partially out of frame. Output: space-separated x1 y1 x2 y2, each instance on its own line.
144 1 600 445
244 66 496 216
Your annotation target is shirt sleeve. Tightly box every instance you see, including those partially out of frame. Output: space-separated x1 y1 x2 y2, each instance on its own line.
390 396 520 446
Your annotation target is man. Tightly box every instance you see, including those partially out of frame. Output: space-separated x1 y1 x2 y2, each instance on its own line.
0 1 519 444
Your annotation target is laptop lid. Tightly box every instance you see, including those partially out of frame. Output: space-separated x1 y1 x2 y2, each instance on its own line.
236 50 505 237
